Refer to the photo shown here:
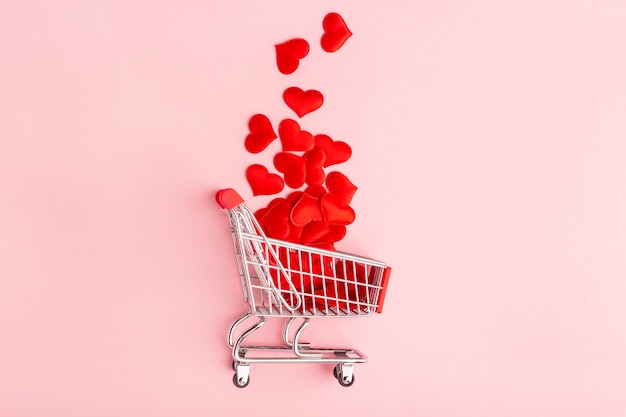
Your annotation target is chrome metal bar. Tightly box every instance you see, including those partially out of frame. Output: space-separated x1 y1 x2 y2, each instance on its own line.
227 312 252 348
232 316 266 362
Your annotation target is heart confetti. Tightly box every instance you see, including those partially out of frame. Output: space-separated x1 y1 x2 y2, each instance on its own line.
325 171 357 205
242 12 359 253
259 199 291 240
320 193 355 225
327 224 347 242
246 164 284 196
244 114 277 154
304 184 327 198
278 119 314 152
283 87 324 118
286 190 304 206
291 193 323 226
300 221 329 244
304 147 326 186
286 221 304 243
275 38 310 74
274 152 306 189
314 134 352 167
321 12 352 53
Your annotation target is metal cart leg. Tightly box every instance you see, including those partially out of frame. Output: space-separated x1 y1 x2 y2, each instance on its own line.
283 317 310 348
229 313 266 388
228 312 252 348
292 319 323 359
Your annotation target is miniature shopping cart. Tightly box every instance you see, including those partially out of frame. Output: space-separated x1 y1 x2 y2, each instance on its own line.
216 189 391 388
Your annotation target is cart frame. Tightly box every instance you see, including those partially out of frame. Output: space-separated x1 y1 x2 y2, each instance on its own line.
217 189 391 387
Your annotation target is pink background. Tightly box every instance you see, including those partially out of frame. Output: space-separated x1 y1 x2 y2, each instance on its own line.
1 1 625 415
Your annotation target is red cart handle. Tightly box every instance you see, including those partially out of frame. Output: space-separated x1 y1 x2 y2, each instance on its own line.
216 189 244 210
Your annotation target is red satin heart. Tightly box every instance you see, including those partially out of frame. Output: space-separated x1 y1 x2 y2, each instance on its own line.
244 114 277 154
325 171 357 205
283 87 324 118
321 12 352 53
257 196 304 243
307 223 346 246
304 147 326 186
246 164 284 196
274 152 306 189
290 193 323 226
304 184 327 198
285 221 303 243
305 146 326 166
286 191 304 206
259 199 291 239
275 38 309 74
278 119 314 151
302 222 345 246
327 224 347 242
314 134 352 167
301 221 329 244
320 193 355 225
255 197 289 229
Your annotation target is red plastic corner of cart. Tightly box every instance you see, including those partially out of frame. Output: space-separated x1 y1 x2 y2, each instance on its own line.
376 267 392 314
216 189 244 210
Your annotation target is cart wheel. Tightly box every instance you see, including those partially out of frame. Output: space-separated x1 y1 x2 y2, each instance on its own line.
333 364 340 379
337 373 355 387
232 373 250 388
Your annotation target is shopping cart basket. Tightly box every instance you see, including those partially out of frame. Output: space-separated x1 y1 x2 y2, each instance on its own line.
216 189 391 387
